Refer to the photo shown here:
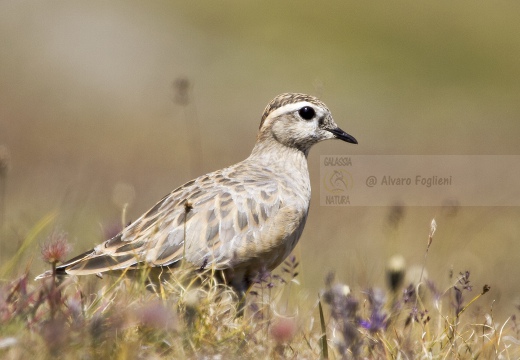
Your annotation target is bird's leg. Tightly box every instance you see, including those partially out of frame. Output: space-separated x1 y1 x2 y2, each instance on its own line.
230 270 250 317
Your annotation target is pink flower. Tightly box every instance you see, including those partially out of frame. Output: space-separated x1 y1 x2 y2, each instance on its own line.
41 231 71 264
270 318 297 344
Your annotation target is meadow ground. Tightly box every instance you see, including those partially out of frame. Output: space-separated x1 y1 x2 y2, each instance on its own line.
0 220 517 359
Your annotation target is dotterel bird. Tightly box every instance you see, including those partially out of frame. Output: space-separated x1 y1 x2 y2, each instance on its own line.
37 93 357 296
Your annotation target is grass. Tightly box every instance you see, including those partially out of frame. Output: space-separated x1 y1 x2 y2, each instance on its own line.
0 219 518 359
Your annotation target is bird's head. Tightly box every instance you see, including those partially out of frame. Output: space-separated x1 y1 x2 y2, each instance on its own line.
257 93 357 154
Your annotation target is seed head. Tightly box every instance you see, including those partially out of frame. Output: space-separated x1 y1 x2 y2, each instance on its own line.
386 254 406 292
41 231 71 264
0 145 11 177
428 218 437 247
172 77 191 106
387 202 405 229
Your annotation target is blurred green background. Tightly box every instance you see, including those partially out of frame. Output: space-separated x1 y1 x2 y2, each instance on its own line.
1 1 519 316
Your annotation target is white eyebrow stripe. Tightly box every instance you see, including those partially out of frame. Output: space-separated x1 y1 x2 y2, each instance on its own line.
262 101 320 128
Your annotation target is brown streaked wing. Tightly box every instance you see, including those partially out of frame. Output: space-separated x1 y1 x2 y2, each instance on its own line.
66 253 138 275
140 175 281 268
64 169 282 273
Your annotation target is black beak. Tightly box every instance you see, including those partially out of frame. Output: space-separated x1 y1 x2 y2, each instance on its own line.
328 127 358 144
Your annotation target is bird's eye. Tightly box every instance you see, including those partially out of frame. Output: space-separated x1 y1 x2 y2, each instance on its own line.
298 106 315 120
